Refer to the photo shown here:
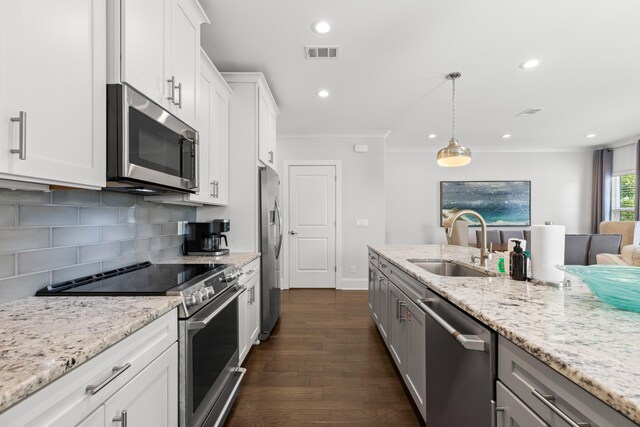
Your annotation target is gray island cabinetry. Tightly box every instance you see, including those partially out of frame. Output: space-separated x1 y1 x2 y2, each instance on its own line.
368 245 640 427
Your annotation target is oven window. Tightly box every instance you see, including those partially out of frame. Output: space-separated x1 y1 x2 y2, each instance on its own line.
128 107 195 180
192 299 238 412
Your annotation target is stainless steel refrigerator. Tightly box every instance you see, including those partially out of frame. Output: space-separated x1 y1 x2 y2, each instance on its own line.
258 166 282 339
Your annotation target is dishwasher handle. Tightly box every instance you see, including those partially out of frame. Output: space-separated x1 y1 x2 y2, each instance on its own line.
418 299 486 352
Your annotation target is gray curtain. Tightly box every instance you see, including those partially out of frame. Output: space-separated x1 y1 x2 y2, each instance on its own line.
636 141 640 221
591 148 613 233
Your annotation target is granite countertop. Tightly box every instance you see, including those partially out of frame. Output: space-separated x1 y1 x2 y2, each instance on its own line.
0 296 182 414
161 252 260 269
369 244 640 425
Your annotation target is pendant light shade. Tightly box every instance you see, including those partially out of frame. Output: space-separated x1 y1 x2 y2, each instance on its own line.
436 72 471 167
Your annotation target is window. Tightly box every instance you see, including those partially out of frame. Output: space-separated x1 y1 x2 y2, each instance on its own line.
611 173 636 221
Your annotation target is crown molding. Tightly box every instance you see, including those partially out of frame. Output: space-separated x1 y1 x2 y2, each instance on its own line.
385 146 594 153
277 130 392 139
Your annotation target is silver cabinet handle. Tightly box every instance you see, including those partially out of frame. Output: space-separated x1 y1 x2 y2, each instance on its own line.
176 82 183 108
167 76 176 103
417 299 486 351
86 363 131 395
113 410 128 426
395 300 401 320
399 303 406 322
268 150 274 163
210 181 215 197
214 181 219 198
531 389 590 427
10 111 27 160
289 231 298 235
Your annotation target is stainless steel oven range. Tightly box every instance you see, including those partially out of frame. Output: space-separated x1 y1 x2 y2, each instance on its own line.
36 261 246 427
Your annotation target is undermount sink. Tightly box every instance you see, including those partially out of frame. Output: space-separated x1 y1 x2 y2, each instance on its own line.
410 260 492 278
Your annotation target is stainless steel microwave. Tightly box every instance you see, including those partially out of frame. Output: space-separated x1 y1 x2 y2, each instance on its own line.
106 84 198 194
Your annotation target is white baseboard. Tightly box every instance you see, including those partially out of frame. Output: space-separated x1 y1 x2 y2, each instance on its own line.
338 278 368 290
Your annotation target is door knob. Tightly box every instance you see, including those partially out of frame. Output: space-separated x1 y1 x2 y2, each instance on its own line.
289 231 298 235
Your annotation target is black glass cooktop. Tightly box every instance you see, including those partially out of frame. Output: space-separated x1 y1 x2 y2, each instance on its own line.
36 262 228 296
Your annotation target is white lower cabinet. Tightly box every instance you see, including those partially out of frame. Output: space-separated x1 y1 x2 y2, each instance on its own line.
103 343 178 427
238 259 261 365
0 309 178 427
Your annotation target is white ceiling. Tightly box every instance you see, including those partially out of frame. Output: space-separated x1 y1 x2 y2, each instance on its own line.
200 0 640 150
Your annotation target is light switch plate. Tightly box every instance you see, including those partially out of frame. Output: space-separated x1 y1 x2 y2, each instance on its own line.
356 219 368 227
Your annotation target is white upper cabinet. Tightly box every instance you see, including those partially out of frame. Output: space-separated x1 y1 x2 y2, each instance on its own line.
223 73 279 172
0 0 106 189
147 49 231 206
113 0 208 128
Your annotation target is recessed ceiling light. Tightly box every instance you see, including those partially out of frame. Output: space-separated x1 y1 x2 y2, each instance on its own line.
318 90 329 98
586 133 597 138
428 134 437 139
501 134 512 139
519 59 540 69
312 21 331 34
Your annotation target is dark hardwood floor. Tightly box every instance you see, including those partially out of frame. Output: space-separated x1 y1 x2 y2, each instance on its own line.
226 289 421 426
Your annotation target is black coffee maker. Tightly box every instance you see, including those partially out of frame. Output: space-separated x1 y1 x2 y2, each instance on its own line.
183 220 230 256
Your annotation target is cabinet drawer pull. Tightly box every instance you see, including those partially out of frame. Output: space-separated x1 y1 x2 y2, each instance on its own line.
113 410 128 426
417 299 486 351
399 303 407 322
167 76 177 103
176 82 183 108
86 363 131 395
10 111 27 160
531 389 590 427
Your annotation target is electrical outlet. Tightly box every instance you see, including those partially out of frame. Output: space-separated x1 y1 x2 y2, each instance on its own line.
349 265 356 274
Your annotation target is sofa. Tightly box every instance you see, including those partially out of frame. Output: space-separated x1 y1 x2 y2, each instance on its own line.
596 245 640 266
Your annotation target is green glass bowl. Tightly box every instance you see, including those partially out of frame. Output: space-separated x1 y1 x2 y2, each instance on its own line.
557 265 640 312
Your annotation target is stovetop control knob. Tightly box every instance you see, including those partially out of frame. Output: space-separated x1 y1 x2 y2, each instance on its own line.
185 294 197 307
204 286 215 298
197 289 208 301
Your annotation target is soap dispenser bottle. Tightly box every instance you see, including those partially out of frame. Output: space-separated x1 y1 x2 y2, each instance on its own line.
510 240 528 281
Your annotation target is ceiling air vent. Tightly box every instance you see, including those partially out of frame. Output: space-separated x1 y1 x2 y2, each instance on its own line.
305 45 340 60
516 108 543 117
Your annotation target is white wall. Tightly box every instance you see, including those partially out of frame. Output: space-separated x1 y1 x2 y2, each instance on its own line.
385 150 593 244
277 133 386 290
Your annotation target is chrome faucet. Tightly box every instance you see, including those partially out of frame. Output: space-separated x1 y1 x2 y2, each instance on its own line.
445 209 493 267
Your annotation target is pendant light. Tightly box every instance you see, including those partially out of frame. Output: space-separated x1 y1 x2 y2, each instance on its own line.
436 72 471 167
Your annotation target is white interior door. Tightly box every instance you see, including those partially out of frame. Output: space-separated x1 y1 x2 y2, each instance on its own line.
289 165 336 288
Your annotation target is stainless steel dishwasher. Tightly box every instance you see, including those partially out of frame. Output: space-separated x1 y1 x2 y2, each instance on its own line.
417 288 496 427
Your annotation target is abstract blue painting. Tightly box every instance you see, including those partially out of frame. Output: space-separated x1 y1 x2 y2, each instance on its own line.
440 181 531 227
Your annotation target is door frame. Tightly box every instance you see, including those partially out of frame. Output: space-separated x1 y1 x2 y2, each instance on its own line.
282 160 342 290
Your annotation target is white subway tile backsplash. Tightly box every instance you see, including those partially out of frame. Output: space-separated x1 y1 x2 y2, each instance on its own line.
79 207 119 225
0 272 50 304
0 254 15 279
19 205 78 226
0 204 16 226
0 228 50 252
136 224 161 238
18 247 78 275
0 189 51 205
102 225 136 242
52 190 100 206
0 189 195 302
79 242 120 263
101 191 136 208
52 227 101 247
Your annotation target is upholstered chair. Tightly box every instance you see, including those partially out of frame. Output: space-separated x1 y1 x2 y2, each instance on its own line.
599 221 640 247
596 245 640 266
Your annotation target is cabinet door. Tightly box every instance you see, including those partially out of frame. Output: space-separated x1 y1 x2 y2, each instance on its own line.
120 0 168 107
246 273 261 345
404 298 427 420
378 276 389 342
368 267 377 317
267 107 277 169
75 406 105 427
496 381 547 427
169 0 199 127
194 64 213 203
257 89 270 165
238 287 250 364
388 284 405 370
0 0 106 188
104 343 178 427
210 77 230 205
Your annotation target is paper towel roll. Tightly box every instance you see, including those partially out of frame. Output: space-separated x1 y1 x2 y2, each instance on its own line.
531 224 565 283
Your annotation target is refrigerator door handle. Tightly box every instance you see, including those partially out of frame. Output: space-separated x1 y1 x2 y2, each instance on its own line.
274 199 283 259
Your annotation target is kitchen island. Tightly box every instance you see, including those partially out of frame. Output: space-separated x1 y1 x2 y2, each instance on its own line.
369 244 640 426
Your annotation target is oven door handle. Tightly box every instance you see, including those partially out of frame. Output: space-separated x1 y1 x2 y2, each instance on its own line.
187 284 245 330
